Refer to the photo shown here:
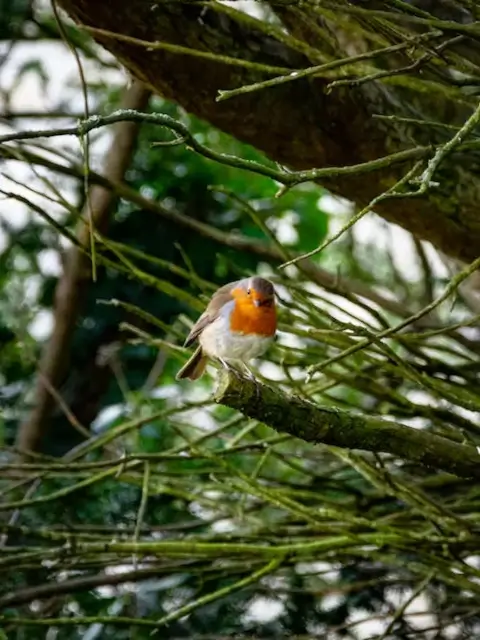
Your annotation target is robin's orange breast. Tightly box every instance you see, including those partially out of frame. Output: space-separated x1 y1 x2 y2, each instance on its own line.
229 298 277 337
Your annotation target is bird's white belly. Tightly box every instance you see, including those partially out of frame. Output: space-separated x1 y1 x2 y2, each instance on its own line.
199 311 273 362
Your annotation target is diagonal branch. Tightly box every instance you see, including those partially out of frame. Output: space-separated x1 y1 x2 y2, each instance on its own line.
15 80 151 456
214 372 480 479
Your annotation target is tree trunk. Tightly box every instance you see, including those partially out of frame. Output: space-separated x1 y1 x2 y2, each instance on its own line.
16 80 151 456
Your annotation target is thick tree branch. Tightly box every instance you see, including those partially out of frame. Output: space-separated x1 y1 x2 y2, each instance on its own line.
214 372 480 479
0 564 189 609
56 0 480 262
15 80 151 456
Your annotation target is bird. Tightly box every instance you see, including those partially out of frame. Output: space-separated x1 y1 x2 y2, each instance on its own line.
176 276 277 381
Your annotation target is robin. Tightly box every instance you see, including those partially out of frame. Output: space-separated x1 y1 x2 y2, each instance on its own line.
176 276 277 381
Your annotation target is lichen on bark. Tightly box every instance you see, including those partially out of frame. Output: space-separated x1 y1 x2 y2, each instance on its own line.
215 371 480 479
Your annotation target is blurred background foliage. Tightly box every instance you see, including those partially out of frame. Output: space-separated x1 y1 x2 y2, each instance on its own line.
1 1 480 639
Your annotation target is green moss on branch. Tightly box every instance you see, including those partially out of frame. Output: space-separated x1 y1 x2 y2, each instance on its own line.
214 371 480 479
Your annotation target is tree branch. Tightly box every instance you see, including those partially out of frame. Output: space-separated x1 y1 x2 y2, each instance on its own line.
0 564 190 609
4 141 476 350
214 371 480 479
56 0 480 262
15 80 151 456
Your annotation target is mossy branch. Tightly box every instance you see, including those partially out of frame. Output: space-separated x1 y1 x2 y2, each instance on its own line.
214 371 480 479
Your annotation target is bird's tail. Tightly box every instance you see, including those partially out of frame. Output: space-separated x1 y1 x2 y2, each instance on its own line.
176 346 207 381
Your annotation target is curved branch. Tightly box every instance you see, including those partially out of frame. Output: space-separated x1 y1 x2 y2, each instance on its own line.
214 372 480 479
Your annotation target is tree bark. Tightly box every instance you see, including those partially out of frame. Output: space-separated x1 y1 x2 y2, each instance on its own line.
56 0 480 263
16 80 151 456
215 371 480 479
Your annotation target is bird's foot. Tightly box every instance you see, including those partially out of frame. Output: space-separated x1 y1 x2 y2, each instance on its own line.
218 360 261 400
219 358 242 379
241 363 256 383
240 363 262 401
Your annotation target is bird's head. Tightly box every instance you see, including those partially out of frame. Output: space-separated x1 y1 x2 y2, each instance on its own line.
232 276 276 308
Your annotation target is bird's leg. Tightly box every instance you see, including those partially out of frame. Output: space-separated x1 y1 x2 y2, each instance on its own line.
218 357 229 371
218 358 242 379
240 362 262 400
240 362 256 383
219 359 261 399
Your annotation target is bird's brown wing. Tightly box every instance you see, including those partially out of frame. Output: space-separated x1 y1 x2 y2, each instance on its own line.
183 313 214 347
183 281 240 347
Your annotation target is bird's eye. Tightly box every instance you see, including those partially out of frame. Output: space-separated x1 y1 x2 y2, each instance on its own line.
247 288 251 295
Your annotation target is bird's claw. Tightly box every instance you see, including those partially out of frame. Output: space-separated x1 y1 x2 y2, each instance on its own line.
219 359 261 400
242 365 261 401
219 358 242 380
243 367 256 384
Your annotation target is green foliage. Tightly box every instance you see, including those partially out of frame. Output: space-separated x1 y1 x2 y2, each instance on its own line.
2 3 480 640
0 0 31 39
